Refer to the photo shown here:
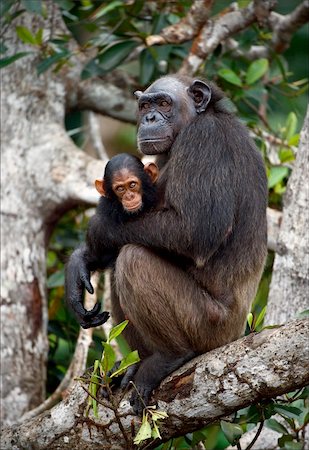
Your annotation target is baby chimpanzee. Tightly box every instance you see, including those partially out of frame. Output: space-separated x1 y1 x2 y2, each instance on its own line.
65 153 159 329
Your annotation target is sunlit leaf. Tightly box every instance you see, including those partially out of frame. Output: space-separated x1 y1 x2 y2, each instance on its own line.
110 350 139 378
16 26 38 44
92 1 123 20
284 112 298 140
108 320 128 343
246 58 269 85
134 413 152 444
35 28 43 45
247 312 253 329
218 68 242 87
101 342 116 374
237 0 251 7
279 147 295 163
255 306 267 329
268 166 289 189
288 134 299 146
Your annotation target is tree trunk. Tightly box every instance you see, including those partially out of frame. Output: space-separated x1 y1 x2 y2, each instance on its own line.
0 11 105 424
266 106 309 325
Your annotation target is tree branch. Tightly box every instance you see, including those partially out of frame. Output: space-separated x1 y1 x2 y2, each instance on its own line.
67 78 136 124
144 1 308 75
146 0 214 46
2 319 308 449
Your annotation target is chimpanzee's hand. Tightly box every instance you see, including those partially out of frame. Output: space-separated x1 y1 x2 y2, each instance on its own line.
65 245 103 325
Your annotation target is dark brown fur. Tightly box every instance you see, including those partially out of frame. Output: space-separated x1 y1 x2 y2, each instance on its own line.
66 75 267 414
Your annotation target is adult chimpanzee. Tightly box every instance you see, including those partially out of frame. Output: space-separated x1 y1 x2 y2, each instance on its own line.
65 153 159 329
66 75 268 414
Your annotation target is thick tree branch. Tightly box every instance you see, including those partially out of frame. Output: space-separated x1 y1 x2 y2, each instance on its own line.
2 319 308 449
146 0 214 46
144 1 308 75
66 78 136 124
179 0 275 75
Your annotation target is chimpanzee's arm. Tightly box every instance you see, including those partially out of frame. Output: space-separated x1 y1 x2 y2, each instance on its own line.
65 243 116 328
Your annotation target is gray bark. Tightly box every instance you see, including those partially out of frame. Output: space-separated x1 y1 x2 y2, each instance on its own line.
0 10 106 424
266 106 309 325
1 319 308 450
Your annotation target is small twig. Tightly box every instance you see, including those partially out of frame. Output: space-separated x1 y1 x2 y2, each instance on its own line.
245 421 264 450
129 381 148 411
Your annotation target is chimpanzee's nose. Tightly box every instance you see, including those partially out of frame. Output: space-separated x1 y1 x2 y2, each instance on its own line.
145 112 156 123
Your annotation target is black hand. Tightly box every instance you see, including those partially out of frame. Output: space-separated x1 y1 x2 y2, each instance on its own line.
80 311 110 329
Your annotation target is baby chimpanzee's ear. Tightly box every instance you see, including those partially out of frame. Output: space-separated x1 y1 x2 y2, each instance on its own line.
95 179 106 196
144 162 159 183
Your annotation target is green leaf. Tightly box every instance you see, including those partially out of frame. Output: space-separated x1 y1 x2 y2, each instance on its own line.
268 166 289 189
255 306 267 329
152 421 161 439
288 134 299 146
110 350 140 378
101 342 116 374
54 0 75 10
47 270 65 288
0 52 31 68
134 413 152 445
246 58 269 85
237 0 251 7
279 147 295 163
297 309 309 318
35 28 43 45
0 0 15 16
92 1 123 19
139 49 156 85
274 404 303 419
284 112 298 140
16 26 37 44
97 40 139 73
21 0 43 15
284 442 303 450
266 418 288 434
218 68 242 87
108 320 129 343
220 421 243 445
247 312 253 329
37 50 70 75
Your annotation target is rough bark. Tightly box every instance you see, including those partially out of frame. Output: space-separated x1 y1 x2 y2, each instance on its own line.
0 10 106 424
1 319 308 450
266 106 309 325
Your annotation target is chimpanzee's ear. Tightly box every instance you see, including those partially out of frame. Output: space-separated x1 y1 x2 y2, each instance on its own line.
187 80 211 114
95 179 106 196
134 90 143 100
144 162 159 183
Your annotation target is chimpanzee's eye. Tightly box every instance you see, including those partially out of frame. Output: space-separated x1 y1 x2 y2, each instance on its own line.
140 102 150 111
116 186 124 193
130 182 137 188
